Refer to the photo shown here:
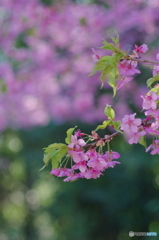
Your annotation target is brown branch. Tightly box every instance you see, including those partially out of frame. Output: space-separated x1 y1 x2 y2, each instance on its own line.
124 56 159 65
83 131 121 148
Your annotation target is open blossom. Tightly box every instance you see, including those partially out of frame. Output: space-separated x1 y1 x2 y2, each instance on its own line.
50 168 72 177
144 127 159 136
68 149 88 163
145 109 159 118
153 65 159 76
118 59 140 76
141 91 158 110
86 148 98 159
120 113 141 133
68 134 86 149
128 131 146 144
63 173 83 182
50 168 83 182
82 169 103 179
103 151 120 161
116 77 133 90
151 119 159 130
106 161 121 168
72 161 88 172
133 44 148 54
87 157 108 171
146 140 159 155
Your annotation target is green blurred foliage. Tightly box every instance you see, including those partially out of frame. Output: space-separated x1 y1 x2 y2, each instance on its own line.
0 123 159 240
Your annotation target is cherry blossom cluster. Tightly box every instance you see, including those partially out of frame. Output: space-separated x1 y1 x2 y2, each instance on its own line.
47 43 159 181
1 0 159 130
117 44 148 90
120 50 159 151
120 86 159 152
50 131 120 181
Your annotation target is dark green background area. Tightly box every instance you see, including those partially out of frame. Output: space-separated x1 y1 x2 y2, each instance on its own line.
0 122 159 240
40 0 109 6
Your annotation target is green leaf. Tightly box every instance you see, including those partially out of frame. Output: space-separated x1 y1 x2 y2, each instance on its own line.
104 105 115 120
99 53 122 92
51 145 68 169
113 121 122 132
88 44 125 95
107 71 118 96
43 149 59 164
65 126 77 144
94 120 112 131
101 32 120 52
44 143 67 153
40 143 68 171
91 56 112 72
147 73 159 88
101 41 119 52
100 66 111 87
148 85 159 94
110 31 120 46
139 136 147 148
115 51 126 61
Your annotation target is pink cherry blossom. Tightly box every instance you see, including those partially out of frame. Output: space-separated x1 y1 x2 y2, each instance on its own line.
146 140 159 155
83 169 103 179
68 149 88 163
156 53 159 61
72 161 88 172
144 127 159 136
145 109 159 118
133 44 148 53
50 168 72 177
103 151 120 161
128 130 146 144
68 134 86 149
87 157 108 171
50 169 60 176
63 173 83 182
74 130 82 138
116 77 133 90
66 141 121 180
120 113 141 133
141 91 158 110
86 148 98 159
151 119 159 130
153 65 159 76
118 60 140 76
106 161 121 168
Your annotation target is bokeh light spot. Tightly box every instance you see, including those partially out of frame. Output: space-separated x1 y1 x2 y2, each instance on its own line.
8 137 22 152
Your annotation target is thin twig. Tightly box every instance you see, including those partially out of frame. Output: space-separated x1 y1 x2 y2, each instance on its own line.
125 56 159 65
84 131 121 148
